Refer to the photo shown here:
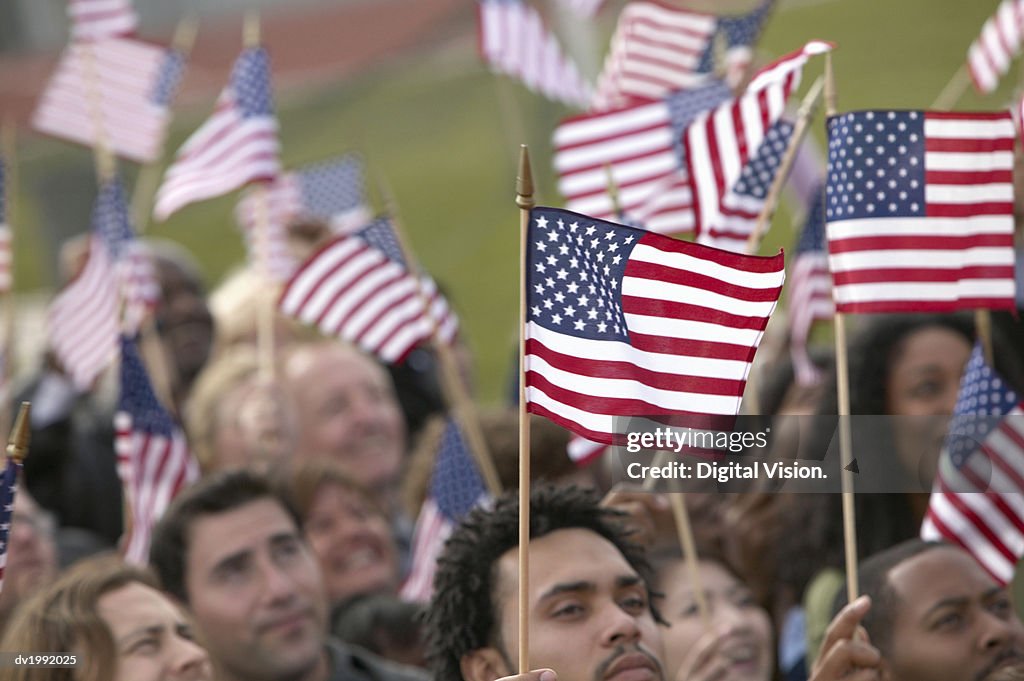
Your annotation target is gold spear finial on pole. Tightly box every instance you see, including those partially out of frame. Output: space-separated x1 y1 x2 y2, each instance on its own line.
6 402 31 463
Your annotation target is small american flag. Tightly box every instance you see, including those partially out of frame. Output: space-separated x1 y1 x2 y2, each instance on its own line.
235 155 372 281
787 184 833 386
0 159 11 293
0 455 21 594
554 80 732 232
593 0 774 110
33 39 186 164
154 47 279 221
967 0 1024 94
922 344 1024 585
68 0 138 42
477 0 593 109
400 419 489 602
825 110 1017 313
524 207 784 445
279 216 458 364
96 178 158 333
116 335 199 565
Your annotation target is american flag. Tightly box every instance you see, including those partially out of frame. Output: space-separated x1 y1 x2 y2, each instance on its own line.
592 0 774 110
0 159 11 293
279 216 459 364
477 0 593 109
154 47 279 221
0 455 21 594
68 0 138 42
788 183 833 386
556 0 606 18
116 335 199 565
48 179 146 390
235 155 372 281
922 344 1024 585
33 39 186 164
825 110 1017 313
524 207 784 445
696 119 794 252
554 80 732 232
568 434 607 465
400 419 489 602
967 0 1024 94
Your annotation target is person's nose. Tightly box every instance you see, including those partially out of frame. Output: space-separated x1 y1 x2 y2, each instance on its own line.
168 633 210 681
600 602 642 648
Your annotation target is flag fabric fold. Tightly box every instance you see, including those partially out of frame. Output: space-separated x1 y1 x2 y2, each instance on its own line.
922 344 1024 585
279 217 458 364
477 0 594 109
68 0 138 42
32 38 186 164
154 47 279 221
400 418 489 602
0 455 22 594
825 110 1017 313
116 335 199 565
524 206 784 445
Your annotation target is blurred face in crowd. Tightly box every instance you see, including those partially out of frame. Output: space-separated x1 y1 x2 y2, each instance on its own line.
885 326 972 486
464 528 664 681
183 498 328 681
0 490 58 615
154 256 214 389
97 581 212 681
284 343 406 504
210 379 296 473
304 482 399 605
657 559 773 681
882 546 1024 681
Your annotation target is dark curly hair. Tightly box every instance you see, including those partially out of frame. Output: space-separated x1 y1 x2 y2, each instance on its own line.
423 484 661 681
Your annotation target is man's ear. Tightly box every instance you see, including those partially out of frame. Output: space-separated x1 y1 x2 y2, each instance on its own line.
461 648 512 681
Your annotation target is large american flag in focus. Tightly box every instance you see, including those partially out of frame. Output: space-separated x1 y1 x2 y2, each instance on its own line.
788 183 833 386
68 0 138 42
116 335 199 565
477 0 593 109
280 216 458 364
400 419 489 602
593 0 774 110
967 0 1024 93
825 110 1016 313
33 38 186 164
154 47 279 221
235 154 372 281
922 344 1024 585
0 454 21 594
524 207 784 445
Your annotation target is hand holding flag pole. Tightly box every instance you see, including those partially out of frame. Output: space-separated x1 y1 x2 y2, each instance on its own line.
516 145 535 675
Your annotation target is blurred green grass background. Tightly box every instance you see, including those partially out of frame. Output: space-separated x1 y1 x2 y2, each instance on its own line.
10 0 1017 402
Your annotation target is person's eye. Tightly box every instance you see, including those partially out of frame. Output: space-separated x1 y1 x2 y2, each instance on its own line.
911 380 943 399
129 638 160 655
991 598 1013 618
620 594 648 613
678 601 700 618
933 611 964 630
552 602 585 618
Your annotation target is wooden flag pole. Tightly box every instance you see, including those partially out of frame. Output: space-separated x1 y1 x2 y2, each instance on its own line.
604 163 623 218
132 14 200 232
376 176 503 496
516 145 535 674
825 53 860 603
931 65 971 112
80 41 117 184
668 490 711 627
0 120 17 443
745 76 825 254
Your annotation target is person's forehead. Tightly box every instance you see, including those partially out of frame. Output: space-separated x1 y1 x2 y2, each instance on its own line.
288 344 385 384
497 528 641 602
888 546 999 611
98 582 182 628
187 498 299 568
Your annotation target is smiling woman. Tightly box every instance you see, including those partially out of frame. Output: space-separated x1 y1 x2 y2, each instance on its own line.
0 553 212 681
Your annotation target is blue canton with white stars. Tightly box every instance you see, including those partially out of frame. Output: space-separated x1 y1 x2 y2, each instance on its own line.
95 178 137 259
431 419 487 521
667 81 733 163
796 183 827 255
695 0 773 73
0 457 19 560
357 217 405 267
119 336 176 438
944 344 1021 470
527 208 642 341
732 120 793 200
150 49 186 107
232 48 274 118
826 111 926 222
298 155 366 221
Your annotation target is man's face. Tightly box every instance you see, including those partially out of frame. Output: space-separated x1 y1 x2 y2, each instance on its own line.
884 546 1024 681
284 345 406 501
154 257 214 388
183 499 328 681
485 528 665 681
